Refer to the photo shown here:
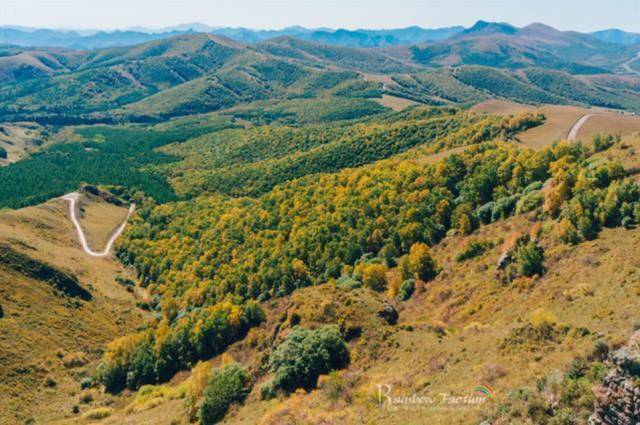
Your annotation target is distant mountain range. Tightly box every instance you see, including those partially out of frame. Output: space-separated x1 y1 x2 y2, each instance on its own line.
1 28 640 124
404 21 640 74
0 25 464 49
2 22 637 50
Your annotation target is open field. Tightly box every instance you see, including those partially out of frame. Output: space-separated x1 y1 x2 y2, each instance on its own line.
375 94 420 111
473 100 640 149
0 123 47 165
76 195 130 254
575 113 640 140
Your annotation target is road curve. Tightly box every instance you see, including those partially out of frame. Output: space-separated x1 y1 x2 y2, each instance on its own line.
62 192 135 257
567 114 597 142
622 53 640 75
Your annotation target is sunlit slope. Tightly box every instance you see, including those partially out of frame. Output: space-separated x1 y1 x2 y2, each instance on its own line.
0 193 144 424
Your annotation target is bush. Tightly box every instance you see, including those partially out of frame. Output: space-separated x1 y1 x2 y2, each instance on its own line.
396 279 415 301
592 133 619 152
514 239 544 277
270 326 349 393
516 191 543 214
408 243 438 281
455 240 494 262
336 276 361 290
0 146 7 159
199 363 252 425
360 263 388 291
80 377 93 390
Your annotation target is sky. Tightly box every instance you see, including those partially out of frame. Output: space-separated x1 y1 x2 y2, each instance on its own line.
1 0 639 32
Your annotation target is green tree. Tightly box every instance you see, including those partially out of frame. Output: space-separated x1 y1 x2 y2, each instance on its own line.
361 263 388 291
199 363 252 424
269 326 349 393
408 243 438 281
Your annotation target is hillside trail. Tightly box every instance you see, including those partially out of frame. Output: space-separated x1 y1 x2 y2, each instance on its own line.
621 52 640 75
62 192 135 257
567 114 600 142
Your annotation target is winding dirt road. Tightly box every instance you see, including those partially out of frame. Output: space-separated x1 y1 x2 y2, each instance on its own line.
567 114 598 142
62 192 135 257
622 53 640 75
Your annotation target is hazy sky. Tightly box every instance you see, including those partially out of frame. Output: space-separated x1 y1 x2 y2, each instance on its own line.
2 0 639 32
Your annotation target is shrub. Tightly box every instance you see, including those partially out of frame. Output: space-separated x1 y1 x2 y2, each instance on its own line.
556 217 580 244
199 363 252 425
516 191 543 214
408 243 438 281
455 240 494 262
452 203 476 234
336 276 361 290
492 195 520 221
500 235 545 282
270 326 349 393
81 407 113 420
321 371 348 402
360 263 388 291
396 279 415 301
399 255 412 280
0 146 7 159
477 202 495 224
514 239 544 277
592 133 619 152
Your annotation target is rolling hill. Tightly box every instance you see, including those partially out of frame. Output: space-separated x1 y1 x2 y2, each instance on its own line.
3 15 640 425
408 21 639 73
2 29 640 125
382 66 640 111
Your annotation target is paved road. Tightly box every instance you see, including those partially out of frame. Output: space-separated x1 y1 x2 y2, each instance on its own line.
567 114 598 142
62 192 135 257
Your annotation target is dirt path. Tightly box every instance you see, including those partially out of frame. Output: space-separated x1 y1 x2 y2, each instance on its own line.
622 53 640 75
567 114 598 142
62 192 135 257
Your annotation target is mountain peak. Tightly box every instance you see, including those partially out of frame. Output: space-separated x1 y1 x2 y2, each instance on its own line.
462 20 518 36
520 22 561 36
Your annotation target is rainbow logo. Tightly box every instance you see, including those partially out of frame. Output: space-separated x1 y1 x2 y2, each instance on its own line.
474 385 496 399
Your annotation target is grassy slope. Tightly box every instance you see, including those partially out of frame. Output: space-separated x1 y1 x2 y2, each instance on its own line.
472 101 640 149
0 122 47 165
80 167 640 424
384 67 640 113
77 193 130 253
0 193 145 424
59 126 638 425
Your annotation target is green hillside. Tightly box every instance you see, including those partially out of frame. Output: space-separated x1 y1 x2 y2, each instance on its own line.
2 27 640 425
383 66 640 111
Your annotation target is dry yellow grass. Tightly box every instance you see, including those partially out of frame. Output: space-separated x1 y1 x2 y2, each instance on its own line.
471 99 536 115
375 94 420 111
0 122 46 165
574 113 640 141
0 196 145 424
473 101 639 150
77 195 129 253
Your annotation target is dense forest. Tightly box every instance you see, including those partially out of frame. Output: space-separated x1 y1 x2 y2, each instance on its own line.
159 107 544 197
106 137 640 391
0 117 236 208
